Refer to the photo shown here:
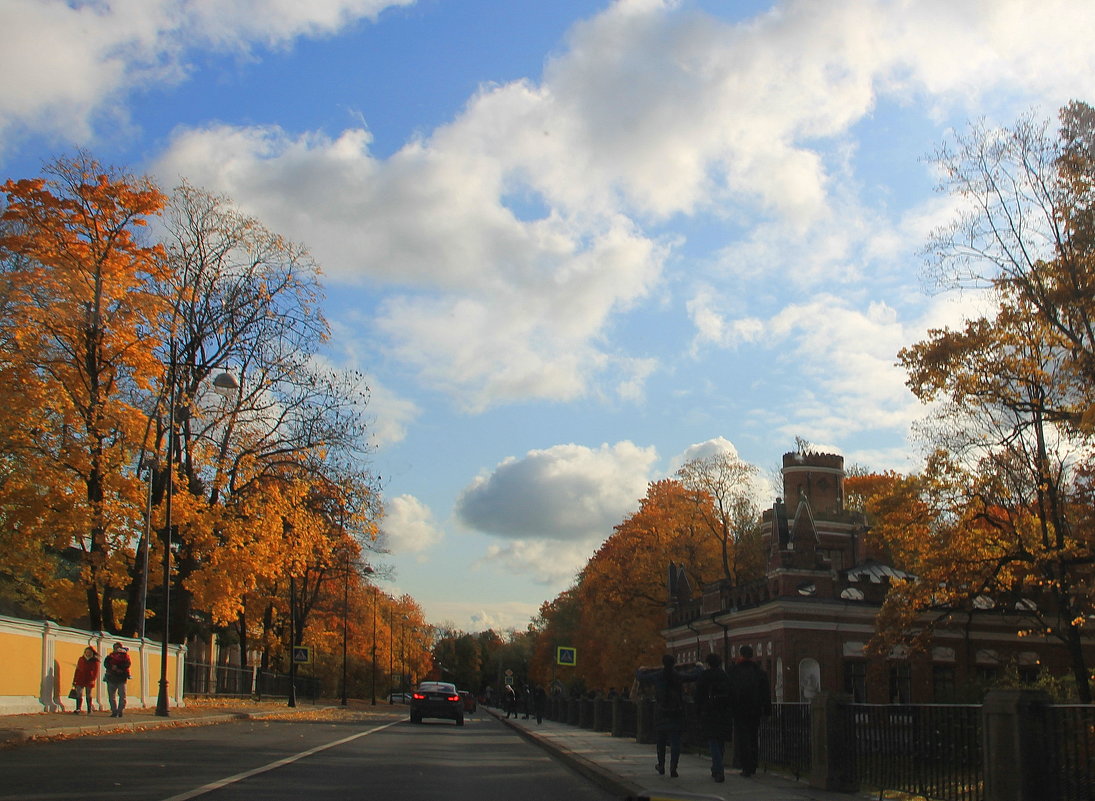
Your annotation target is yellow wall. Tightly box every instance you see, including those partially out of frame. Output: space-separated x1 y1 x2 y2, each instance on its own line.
0 630 39 695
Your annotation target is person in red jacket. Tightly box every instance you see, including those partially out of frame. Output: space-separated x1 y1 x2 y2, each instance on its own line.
103 643 132 717
70 647 99 714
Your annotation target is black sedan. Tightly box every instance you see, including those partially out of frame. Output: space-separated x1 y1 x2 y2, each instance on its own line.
409 681 464 725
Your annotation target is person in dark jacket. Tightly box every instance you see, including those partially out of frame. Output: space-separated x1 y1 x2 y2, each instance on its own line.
730 645 772 777
636 655 703 778
533 684 547 724
103 642 132 718
696 652 733 782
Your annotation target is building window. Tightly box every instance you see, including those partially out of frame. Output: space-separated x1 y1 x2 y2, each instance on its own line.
843 660 866 702
932 665 956 702
888 662 912 704
1018 664 1041 684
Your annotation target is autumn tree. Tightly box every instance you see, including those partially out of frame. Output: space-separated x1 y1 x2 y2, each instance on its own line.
676 451 765 585
883 102 1095 701
531 479 725 693
0 154 167 631
133 183 379 654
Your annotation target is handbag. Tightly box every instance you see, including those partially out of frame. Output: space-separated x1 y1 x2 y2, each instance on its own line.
67 686 79 700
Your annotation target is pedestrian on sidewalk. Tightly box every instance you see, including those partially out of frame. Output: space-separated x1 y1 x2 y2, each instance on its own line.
103 642 131 718
730 645 771 777
533 684 547 724
696 651 733 782
70 646 99 715
504 683 518 718
649 654 686 778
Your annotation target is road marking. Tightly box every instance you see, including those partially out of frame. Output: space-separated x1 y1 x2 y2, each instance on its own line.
159 720 402 801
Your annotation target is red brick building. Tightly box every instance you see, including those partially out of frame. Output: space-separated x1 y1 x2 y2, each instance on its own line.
661 450 1091 703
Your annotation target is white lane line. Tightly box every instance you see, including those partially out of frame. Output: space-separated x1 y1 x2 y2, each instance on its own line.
159 720 402 801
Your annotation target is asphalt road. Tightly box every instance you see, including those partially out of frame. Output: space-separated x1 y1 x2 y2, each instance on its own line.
0 708 617 801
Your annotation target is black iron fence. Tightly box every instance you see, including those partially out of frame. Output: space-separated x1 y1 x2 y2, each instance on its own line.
760 701 811 779
849 704 982 801
1042 704 1095 801
183 661 322 703
510 693 1095 801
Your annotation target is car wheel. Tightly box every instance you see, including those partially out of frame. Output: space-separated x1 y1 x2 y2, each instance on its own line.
456 715 464 726
410 713 420 723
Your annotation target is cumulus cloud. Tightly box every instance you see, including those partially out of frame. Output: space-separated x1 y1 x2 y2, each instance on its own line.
456 441 656 541
380 494 444 556
0 0 412 155
144 0 1095 413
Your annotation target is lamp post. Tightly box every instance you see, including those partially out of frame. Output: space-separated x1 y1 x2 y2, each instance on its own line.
340 553 349 707
370 589 377 705
156 365 239 718
288 572 297 708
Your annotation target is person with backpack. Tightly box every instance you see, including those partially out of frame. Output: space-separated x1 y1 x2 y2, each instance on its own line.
696 651 733 782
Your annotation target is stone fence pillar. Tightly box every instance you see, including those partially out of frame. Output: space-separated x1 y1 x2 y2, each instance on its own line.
809 691 857 792
982 689 1052 801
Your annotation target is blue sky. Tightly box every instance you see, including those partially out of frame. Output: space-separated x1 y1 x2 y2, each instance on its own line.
3 0 1094 633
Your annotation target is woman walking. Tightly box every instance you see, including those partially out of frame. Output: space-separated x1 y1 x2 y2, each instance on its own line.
70 647 99 714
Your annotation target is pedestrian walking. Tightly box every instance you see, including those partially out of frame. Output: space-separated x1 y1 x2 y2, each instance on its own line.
730 645 771 777
696 651 733 782
533 684 547 724
504 683 518 718
70 646 99 714
103 642 131 718
649 654 686 778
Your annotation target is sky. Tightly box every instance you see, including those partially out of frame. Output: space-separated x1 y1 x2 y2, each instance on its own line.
3 0 1095 634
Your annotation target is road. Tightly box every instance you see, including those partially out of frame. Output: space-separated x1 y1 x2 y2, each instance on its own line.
0 708 617 801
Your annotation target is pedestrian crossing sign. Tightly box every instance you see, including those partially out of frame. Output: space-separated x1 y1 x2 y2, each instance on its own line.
292 646 311 663
556 646 577 666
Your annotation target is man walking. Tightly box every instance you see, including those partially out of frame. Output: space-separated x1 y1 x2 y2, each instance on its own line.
696 652 733 782
103 642 131 718
730 645 771 777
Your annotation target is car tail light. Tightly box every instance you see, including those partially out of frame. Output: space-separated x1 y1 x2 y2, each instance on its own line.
412 693 426 700
447 694 459 702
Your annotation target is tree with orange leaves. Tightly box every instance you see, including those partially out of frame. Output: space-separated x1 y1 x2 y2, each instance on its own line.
0 154 167 631
565 479 724 692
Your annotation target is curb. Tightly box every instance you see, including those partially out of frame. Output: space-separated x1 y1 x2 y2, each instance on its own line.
485 707 644 799
2 706 337 747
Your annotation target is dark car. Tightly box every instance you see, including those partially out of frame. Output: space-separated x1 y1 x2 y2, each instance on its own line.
410 681 464 725
458 690 477 713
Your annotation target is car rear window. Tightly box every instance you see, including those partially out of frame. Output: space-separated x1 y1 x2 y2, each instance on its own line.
418 683 456 693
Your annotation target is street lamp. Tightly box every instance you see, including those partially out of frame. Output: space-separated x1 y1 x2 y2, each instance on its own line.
156 366 239 718
340 551 349 707
370 589 377 705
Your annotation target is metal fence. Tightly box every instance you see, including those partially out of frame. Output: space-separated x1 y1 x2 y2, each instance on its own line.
848 704 982 801
183 661 322 703
1042 704 1095 801
760 702 811 779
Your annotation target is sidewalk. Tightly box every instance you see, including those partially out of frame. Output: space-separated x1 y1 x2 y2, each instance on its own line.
0 697 355 748
485 706 867 801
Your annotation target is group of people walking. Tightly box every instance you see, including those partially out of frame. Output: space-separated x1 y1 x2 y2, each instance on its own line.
647 646 771 783
503 682 548 724
67 642 132 718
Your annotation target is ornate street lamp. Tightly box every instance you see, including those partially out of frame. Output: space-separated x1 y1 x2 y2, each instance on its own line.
156 367 239 717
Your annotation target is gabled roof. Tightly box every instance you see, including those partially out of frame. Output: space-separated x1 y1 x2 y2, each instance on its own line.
789 493 819 547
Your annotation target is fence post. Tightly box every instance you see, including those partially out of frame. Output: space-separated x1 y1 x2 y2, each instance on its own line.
982 689 1051 801
809 691 857 792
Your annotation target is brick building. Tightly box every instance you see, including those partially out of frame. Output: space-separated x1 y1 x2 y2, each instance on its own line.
661 450 1091 703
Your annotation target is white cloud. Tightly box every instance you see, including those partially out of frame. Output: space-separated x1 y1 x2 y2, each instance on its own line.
456 441 656 543
0 0 412 154
144 0 1095 413
380 494 444 555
